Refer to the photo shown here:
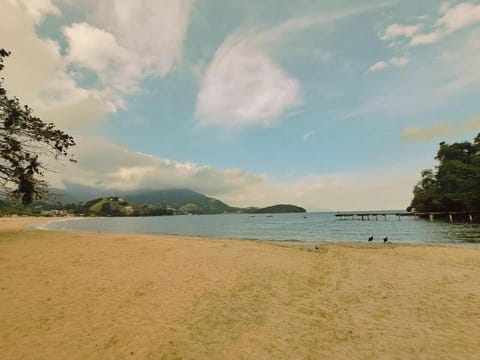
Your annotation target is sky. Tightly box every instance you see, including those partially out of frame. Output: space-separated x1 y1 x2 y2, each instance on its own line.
1 0 480 211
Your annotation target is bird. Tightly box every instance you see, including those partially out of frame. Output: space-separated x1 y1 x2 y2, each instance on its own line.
383 236 388 243
368 236 373 242
315 245 319 250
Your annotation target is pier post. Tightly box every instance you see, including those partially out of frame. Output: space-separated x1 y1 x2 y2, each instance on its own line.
429 213 434 222
449 214 453 223
383 215 387 221
469 214 473 223
397 215 400 221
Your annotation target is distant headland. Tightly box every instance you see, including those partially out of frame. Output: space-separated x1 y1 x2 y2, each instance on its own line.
0 188 307 217
251 204 306 214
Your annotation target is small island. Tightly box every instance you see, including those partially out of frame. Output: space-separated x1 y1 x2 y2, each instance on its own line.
253 204 306 214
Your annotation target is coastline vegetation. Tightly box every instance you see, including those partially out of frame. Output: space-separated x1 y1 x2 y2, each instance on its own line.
409 133 480 213
0 190 306 217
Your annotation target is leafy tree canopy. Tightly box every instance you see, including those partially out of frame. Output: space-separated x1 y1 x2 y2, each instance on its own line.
409 133 480 212
0 49 75 204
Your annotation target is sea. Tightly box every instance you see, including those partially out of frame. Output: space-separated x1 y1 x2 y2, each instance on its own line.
42 212 480 244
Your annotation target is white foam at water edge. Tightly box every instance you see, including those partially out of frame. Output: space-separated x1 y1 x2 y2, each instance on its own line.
34 217 86 231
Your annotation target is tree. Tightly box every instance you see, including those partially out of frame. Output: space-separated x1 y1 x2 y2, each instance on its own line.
410 169 438 212
409 133 480 212
0 49 75 204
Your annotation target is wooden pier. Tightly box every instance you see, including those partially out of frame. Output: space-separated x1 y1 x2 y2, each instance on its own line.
334 212 479 223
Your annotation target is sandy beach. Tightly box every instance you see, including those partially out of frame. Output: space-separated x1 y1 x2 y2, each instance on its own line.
1 218 479 359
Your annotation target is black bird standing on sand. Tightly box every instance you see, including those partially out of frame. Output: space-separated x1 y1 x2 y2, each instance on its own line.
383 236 388 243
368 236 373 242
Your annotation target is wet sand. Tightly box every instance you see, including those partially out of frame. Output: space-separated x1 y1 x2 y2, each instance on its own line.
1 217 479 359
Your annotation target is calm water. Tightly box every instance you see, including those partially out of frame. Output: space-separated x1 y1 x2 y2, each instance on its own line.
43 212 480 244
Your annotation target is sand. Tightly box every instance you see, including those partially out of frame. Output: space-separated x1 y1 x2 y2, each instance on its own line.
1 218 479 359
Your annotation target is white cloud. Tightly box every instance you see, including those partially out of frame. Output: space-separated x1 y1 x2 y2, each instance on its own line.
63 22 141 111
382 1 480 47
197 4 384 127
368 56 409 73
402 115 480 143
45 136 417 211
381 24 421 40
409 32 443 46
64 23 130 76
7 0 60 24
196 36 300 127
348 27 480 120
45 137 266 198
1 0 196 128
62 0 195 112
93 0 195 77
0 1 106 130
437 1 480 33
368 61 389 72
389 56 409 67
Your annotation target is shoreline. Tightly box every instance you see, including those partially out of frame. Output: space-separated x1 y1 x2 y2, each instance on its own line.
34 215 480 248
1 217 480 358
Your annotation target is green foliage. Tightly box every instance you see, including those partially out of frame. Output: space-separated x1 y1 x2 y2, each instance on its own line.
179 202 202 214
0 49 75 204
125 189 234 214
81 197 173 217
409 133 480 212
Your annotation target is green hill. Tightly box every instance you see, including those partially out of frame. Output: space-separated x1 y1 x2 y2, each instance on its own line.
84 197 171 216
51 186 307 216
125 189 234 214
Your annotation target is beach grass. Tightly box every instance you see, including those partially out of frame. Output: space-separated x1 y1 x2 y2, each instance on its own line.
1 218 479 359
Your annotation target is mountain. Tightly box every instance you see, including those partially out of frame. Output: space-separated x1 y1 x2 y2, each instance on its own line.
52 184 307 215
124 189 234 214
253 204 306 214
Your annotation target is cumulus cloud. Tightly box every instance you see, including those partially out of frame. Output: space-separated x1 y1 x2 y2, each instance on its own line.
382 1 480 47
44 137 416 211
402 116 480 143
1 0 196 128
196 37 300 127
197 4 383 127
63 22 141 111
8 0 60 24
62 0 195 112
45 137 266 198
368 57 409 72
93 0 194 77
381 24 421 40
409 31 443 46
368 61 389 72
0 1 106 130
389 56 409 67
437 1 480 32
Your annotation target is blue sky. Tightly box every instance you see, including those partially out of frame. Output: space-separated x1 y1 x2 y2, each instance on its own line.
1 0 480 210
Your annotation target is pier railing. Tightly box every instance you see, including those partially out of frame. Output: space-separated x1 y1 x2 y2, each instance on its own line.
334 212 480 223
